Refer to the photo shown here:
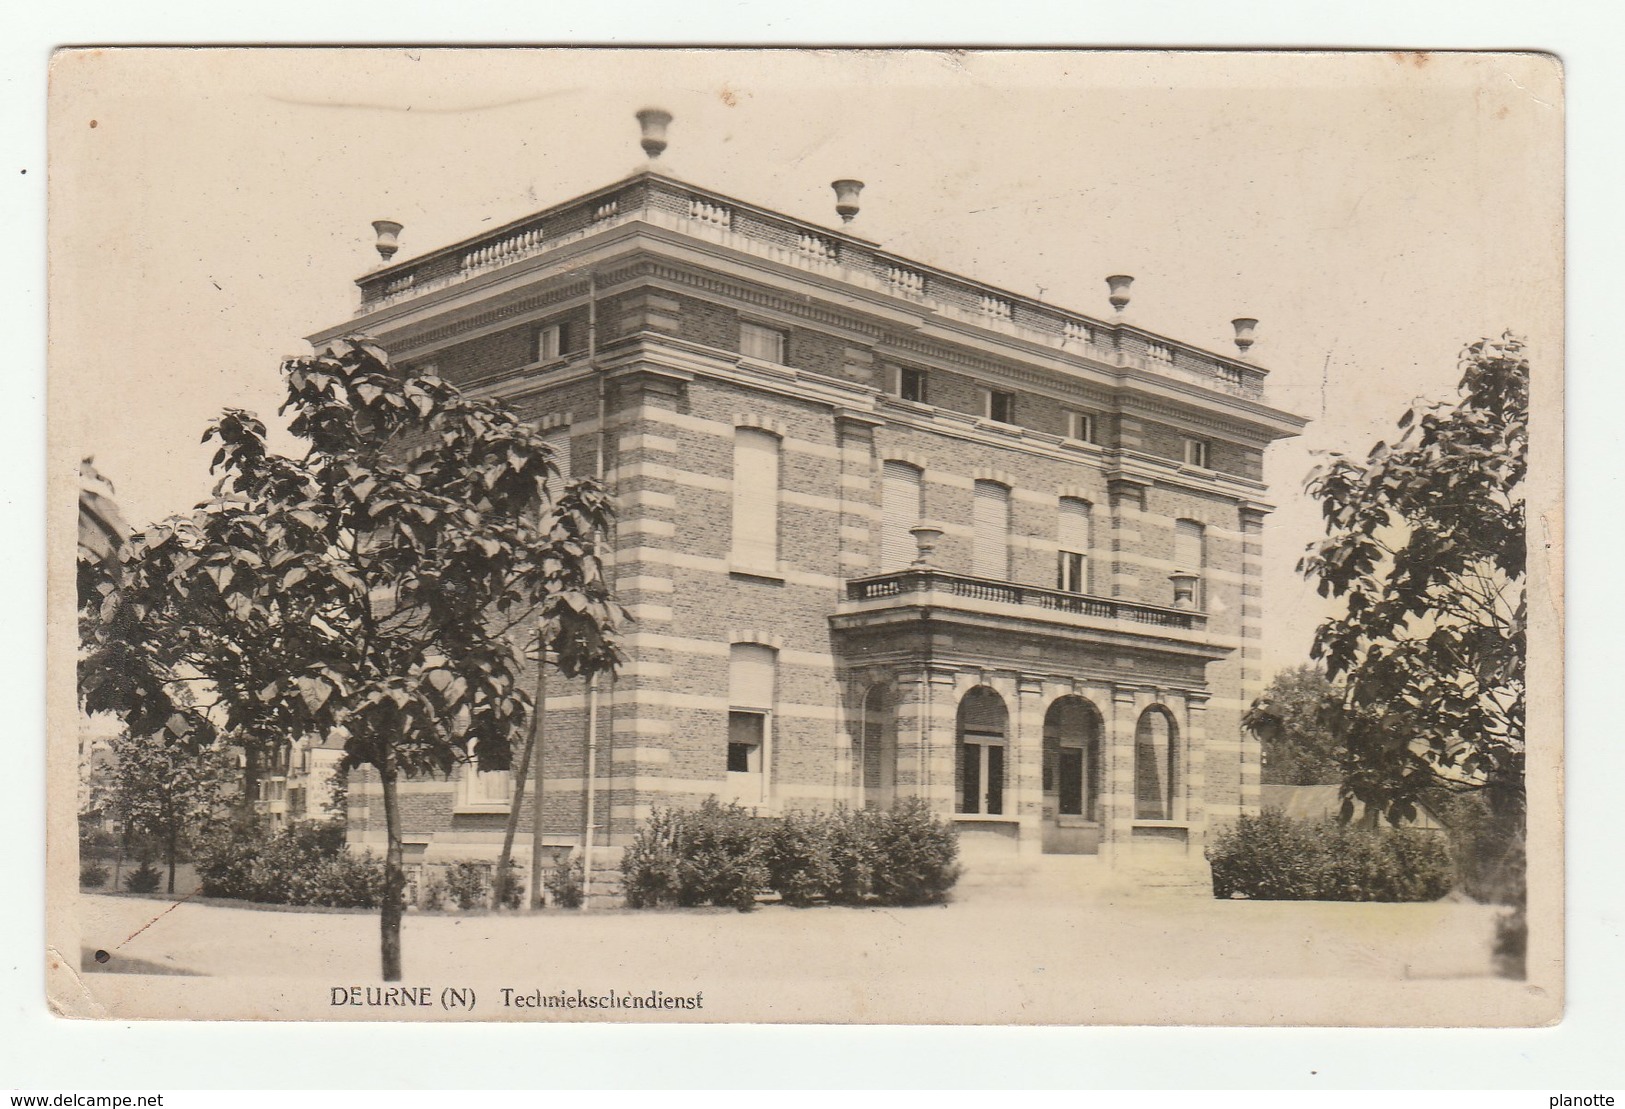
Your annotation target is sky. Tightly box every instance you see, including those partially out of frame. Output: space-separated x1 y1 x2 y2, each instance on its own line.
50 48 1562 678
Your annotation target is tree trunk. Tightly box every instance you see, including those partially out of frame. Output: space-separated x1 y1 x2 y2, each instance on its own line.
166 826 177 895
529 661 547 911
378 749 405 982
496 623 548 909
493 724 536 909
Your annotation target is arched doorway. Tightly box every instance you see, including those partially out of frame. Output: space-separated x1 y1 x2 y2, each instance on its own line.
1041 696 1104 854
956 687 1008 816
858 683 896 809
1134 705 1180 820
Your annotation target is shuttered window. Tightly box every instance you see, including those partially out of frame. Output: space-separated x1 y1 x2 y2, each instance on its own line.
1057 497 1091 592
972 480 1010 580
542 425 571 485
740 322 787 363
880 461 924 571
732 429 780 572
729 643 776 710
1175 519 1206 608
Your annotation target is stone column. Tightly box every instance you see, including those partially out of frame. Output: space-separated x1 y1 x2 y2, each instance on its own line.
1184 690 1211 858
891 668 929 800
1103 684 1140 865
923 667 961 814
1014 675 1047 857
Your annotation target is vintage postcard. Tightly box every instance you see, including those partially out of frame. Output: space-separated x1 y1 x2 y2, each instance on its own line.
47 47 1563 1024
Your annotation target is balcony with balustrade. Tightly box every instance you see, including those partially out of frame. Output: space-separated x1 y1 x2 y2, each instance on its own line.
830 565 1232 663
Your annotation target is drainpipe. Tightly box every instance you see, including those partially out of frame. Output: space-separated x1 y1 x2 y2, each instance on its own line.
529 649 547 911
581 269 605 909
582 675 600 910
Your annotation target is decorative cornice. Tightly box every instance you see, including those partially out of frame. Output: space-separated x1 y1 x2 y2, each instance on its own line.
383 281 589 356
645 261 885 342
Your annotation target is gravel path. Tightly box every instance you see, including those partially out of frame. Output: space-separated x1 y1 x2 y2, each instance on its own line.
76 878 1501 1001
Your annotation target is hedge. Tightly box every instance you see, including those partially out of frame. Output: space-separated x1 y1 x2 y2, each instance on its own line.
194 819 386 908
1206 809 1453 901
622 797 960 911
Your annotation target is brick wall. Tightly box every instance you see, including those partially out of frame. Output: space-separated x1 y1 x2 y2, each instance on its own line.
352 269 1280 858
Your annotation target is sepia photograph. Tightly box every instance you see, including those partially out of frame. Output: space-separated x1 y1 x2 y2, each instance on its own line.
47 47 1562 1026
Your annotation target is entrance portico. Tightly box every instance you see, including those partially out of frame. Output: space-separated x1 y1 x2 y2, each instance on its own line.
831 565 1233 871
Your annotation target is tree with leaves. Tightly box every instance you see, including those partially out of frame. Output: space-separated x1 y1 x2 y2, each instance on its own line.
1243 665 1346 786
1300 333 1526 829
79 338 625 980
104 720 236 894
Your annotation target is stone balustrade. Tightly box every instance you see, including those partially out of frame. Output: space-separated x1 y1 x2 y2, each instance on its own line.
845 567 1205 631
354 174 1268 401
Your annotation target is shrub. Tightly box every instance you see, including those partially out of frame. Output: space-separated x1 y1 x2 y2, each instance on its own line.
1378 827 1457 902
80 861 110 889
123 861 162 894
194 817 385 908
674 799 768 911
421 873 448 911
621 799 767 911
496 858 524 910
869 799 961 906
546 856 585 909
620 807 685 909
286 851 385 908
1206 809 1320 899
193 816 267 900
764 810 837 907
1206 810 1454 901
825 807 880 905
623 798 960 911
444 861 494 910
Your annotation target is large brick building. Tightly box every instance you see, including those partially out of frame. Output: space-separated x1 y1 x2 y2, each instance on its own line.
312 116 1307 894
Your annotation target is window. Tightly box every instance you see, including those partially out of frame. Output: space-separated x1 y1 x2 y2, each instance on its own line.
541 424 571 484
972 480 1011 580
984 389 1016 425
740 321 787 364
536 323 573 363
727 644 776 803
1057 497 1091 593
1067 411 1096 444
880 461 925 571
1134 706 1180 820
728 712 764 773
957 687 1009 815
1183 437 1211 469
732 429 780 573
899 367 928 403
1175 519 1207 609
454 761 513 813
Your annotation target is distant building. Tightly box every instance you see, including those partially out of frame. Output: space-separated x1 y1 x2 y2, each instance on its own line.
310 113 1307 893
1259 784 1450 834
